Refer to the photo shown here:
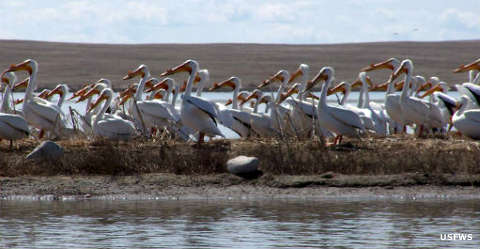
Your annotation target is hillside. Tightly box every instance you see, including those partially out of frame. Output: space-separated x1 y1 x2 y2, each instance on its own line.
0 39 478 90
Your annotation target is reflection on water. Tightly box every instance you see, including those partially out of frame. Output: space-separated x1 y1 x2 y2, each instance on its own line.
0 199 479 248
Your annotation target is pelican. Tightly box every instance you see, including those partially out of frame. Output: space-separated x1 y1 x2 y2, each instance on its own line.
391 59 444 136
0 73 30 148
303 67 364 145
452 95 480 139
361 58 405 133
420 77 458 131
46 84 69 109
160 60 224 143
241 89 278 137
257 69 295 136
3 59 65 139
209 76 252 138
123 66 181 137
88 88 136 140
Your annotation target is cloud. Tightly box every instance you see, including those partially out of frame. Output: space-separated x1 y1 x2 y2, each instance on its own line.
0 0 478 44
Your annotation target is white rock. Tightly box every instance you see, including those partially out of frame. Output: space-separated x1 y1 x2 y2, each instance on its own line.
227 156 259 175
26 140 64 161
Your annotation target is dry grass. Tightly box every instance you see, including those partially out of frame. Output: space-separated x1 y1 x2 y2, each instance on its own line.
1 135 480 179
1 39 479 90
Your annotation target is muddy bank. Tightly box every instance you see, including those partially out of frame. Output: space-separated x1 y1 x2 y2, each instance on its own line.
1 173 480 200
1 136 480 199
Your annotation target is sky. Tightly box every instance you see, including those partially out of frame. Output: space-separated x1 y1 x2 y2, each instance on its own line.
1 0 479 44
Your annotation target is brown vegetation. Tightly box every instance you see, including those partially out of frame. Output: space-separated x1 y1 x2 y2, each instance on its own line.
1 135 479 180
0 39 478 90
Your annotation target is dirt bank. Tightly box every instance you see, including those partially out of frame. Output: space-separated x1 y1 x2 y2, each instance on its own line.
0 135 479 199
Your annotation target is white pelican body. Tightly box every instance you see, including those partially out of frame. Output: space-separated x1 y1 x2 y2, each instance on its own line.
90 88 136 140
160 60 223 142
453 96 480 139
0 72 30 143
394 60 444 135
5 59 66 138
305 67 364 142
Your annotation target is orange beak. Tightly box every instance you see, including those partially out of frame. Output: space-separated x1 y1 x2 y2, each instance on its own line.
277 85 299 104
224 98 233 106
415 81 433 94
123 67 145 80
360 59 395 72
394 80 406 91
4 61 33 75
209 78 236 91
306 92 319 100
419 84 444 98
152 91 164 100
87 92 109 112
46 85 64 99
77 87 100 102
453 59 480 73
145 78 170 93
328 82 347 96
119 94 132 105
160 61 192 77
13 78 29 90
69 83 92 100
240 91 261 105
38 89 51 99
304 72 328 92
288 68 302 84
258 71 285 88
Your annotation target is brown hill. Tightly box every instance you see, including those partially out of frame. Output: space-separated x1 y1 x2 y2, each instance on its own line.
0 39 478 90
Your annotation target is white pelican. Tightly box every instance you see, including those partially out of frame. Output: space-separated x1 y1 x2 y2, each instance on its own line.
241 89 278 137
160 60 224 143
3 59 65 139
0 73 30 148
358 72 387 136
46 84 69 109
361 58 405 133
1 72 16 114
392 59 444 136
303 67 365 145
257 69 295 136
123 66 181 137
209 76 252 138
452 95 480 139
420 77 458 131
88 88 136 140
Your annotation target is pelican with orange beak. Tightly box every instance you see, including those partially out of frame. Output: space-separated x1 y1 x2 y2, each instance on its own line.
209 76 252 138
361 58 406 134
420 77 457 132
303 67 365 145
159 60 223 143
240 89 278 137
88 88 136 140
2 59 65 139
452 95 480 139
453 58 480 83
0 73 30 148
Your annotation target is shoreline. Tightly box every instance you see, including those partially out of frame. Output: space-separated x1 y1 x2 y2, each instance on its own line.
2 173 480 201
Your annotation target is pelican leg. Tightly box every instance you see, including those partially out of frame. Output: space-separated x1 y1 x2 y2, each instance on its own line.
9 140 12 150
337 135 343 145
38 129 45 139
197 132 205 146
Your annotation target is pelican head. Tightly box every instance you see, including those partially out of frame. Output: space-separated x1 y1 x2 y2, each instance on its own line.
47 84 69 99
258 69 289 88
361 58 400 72
88 88 113 112
1 72 16 86
240 89 263 105
160 59 199 77
288 64 309 83
304 66 334 92
97 78 112 88
145 78 173 93
3 59 38 75
210 76 241 91
77 82 108 102
391 59 413 81
123 64 149 80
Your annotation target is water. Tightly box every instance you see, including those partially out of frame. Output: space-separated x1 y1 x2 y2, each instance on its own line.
0 199 479 248
11 91 462 139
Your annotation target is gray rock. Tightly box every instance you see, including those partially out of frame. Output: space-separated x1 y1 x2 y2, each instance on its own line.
26 140 64 161
227 156 260 176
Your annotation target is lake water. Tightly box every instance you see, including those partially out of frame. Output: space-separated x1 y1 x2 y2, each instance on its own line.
0 198 479 248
